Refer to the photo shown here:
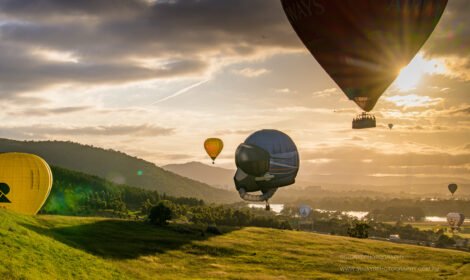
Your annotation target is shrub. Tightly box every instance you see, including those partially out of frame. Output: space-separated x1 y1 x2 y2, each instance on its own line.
148 201 173 226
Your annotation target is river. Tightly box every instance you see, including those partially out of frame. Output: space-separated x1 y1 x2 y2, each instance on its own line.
248 204 469 222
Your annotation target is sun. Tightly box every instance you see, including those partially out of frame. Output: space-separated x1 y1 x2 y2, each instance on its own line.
393 52 447 92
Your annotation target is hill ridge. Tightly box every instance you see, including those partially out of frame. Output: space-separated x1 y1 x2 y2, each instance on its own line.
0 138 238 203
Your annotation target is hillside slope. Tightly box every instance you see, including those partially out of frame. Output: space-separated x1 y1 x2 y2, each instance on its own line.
0 210 469 280
163 161 235 190
0 138 238 203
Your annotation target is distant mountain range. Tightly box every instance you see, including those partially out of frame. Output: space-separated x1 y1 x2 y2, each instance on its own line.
0 138 238 203
163 161 235 190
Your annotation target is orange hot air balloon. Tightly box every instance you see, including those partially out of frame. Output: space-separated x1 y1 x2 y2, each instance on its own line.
204 138 223 164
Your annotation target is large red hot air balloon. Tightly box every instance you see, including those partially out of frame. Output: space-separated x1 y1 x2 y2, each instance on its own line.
281 0 448 129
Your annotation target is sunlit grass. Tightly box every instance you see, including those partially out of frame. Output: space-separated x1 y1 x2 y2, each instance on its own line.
0 210 469 279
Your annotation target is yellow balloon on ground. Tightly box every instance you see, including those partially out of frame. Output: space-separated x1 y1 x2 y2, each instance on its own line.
204 138 223 164
0 153 53 215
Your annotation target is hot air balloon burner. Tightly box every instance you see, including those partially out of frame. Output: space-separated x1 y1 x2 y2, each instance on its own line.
352 112 376 129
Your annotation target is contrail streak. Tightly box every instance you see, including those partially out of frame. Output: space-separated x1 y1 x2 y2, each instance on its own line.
151 79 210 105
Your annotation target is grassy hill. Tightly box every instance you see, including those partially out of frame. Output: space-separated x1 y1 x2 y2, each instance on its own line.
0 138 238 203
0 210 469 279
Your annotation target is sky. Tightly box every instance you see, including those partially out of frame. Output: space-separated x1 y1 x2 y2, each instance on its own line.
0 0 469 187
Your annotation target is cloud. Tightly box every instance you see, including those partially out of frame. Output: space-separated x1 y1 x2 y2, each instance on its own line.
298 144 470 185
423 0 470 80
384 94 443 108
233 67 269 78
8 106 90 116
0 124 174 139
0 41 208 97
215 129 254 136
426 0 470 57
312 88 337 98
275 88 295 94
350 136 363 141
0 0 299 98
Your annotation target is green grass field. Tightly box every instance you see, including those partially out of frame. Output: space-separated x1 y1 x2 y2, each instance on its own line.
0 209 469 280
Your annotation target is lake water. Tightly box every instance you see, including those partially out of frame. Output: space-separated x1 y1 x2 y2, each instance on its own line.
248 203 284 213
425 216 470 223
248 204 468 223
248 204 367 219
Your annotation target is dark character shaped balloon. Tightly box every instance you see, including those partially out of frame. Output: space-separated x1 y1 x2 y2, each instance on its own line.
234 129 299 210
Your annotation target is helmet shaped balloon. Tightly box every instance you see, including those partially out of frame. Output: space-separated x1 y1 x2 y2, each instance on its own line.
234 129 299 210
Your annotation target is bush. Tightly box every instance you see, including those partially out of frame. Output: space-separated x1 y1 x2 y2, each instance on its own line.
148 201 173 226
347 222 370 239
436 234 456 248
206 225 222 235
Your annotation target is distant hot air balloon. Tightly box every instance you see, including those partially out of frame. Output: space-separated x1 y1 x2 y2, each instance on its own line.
388 123 394 130
299 205 312 218
0 153 53 215
204 138 223 164
447 213 465 231
281 0 448 129
234 129 299 210
448 183 458 196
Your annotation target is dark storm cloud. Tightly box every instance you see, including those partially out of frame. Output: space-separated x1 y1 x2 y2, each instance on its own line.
0 0 467 98
0 0 297 97
0 40 207 98
0 124 175 138
0 0 144 18
426 0 470 57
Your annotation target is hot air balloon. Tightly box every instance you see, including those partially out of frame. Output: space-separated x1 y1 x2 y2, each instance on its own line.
204 138 223 164
0 153 53 215
448 183 458 196
281 0 448 129
234 129 299 210
447 213 465 231
388 123 394 130
299 205 312 218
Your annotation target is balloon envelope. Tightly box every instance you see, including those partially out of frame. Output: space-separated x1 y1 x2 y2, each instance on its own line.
204 138 223 163
281 0 448 111
234 129 299 194
388 123 394 130
448 183 458 195
299 205 312 217
0 153 53 215
447 213 465 229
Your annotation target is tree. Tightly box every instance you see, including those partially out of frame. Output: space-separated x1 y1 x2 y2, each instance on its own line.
347 222 370 239
148 201 173 226
436 234 455 248
141 199 154 215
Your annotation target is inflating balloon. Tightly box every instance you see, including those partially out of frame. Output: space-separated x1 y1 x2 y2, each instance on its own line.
447 213 465 231
281 0 448 128
448 183 458 196
234 129 299 210
0 153 53 215
204 138 223 164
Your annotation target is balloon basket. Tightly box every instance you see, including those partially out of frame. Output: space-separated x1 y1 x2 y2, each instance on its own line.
352 112 376 129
